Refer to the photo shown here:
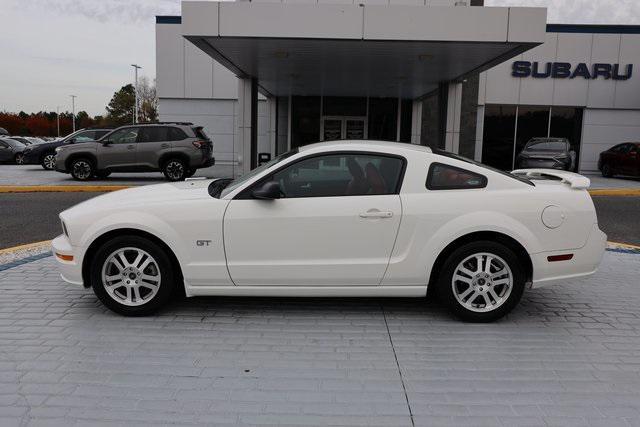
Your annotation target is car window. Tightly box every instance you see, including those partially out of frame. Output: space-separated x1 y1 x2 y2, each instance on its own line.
267 153 404 198
137 127 169 143
427 163 487 190
168 127 188 140
73 131 97 143
107 128 139 144
0 141 8 148
94 130 110 140
526 140 568 151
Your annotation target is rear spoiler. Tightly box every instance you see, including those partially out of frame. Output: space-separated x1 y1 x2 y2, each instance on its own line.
511 169 590 189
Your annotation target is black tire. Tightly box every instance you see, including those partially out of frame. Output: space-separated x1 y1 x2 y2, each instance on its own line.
437 241 525 323
41 152 56 170
162 158 187 181
185 168 196 178
14 153 25 165
601 163 613 178
94 171 111 179
70 158 95 181
89 235 177 316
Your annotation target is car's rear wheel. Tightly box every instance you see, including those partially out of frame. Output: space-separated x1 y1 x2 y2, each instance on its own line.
90 236 176 316
601 163 613 178
163 158 187 181
41 153 56 170
70 158 94 181
438 241 525 322
14 153 25 165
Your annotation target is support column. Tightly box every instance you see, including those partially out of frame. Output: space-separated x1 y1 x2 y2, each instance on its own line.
235 77 258 176
410 100 422 145
267 96 277 159
445 82 463 154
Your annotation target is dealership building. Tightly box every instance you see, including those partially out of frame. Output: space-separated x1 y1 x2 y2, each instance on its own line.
156 1 640 177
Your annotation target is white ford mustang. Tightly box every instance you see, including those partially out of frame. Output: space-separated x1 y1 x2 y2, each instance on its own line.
52 141 606 322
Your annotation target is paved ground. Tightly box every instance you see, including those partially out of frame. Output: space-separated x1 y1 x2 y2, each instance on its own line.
1 192 639 249
1 165 639 189
0 165 227 187
0 250 639 426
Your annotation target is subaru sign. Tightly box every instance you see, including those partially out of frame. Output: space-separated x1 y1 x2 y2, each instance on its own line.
512 61 633 80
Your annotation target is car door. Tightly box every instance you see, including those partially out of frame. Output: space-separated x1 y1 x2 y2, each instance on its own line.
96 127 139 170
0 140 12 162
223 152 405 286
136 126 170 169
622 144 639 176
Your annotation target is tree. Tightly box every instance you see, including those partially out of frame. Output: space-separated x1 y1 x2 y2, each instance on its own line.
138 76 158 123
105 84 135 125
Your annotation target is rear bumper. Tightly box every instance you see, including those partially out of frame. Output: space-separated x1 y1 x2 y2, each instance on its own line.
530 224 606 288
51 235 84 286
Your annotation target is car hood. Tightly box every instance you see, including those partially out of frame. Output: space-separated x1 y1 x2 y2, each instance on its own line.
62 179 218 218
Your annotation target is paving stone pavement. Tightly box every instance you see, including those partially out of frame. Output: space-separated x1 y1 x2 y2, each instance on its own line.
0 251 639 426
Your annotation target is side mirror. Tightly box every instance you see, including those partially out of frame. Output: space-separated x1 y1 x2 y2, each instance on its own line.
252 181 282 200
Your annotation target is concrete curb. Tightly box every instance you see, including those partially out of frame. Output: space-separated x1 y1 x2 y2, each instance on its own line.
588 188 640 196
0 240 52 255
0 185 130 193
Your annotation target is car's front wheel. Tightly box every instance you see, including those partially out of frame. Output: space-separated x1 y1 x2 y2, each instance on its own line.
41 153 56 170
90 236 176 316
601 163 613 178
70 158 94 181
438 241 525 322
14 153 25 165
162 158 187 181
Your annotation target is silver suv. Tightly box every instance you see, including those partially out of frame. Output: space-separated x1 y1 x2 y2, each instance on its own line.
55 123 214 181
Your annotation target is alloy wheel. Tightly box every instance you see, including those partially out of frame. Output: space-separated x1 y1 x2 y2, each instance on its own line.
166 161 185 180
72 160 92 180
451 252 513 313
101 247 161 307
15 153 25 165
43 154 56 170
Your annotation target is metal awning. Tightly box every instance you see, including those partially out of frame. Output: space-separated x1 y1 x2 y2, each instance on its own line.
181 1 547 98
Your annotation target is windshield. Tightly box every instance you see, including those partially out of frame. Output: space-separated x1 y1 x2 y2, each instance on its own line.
525 140 568 151
432 149 534 186
218 149 299 198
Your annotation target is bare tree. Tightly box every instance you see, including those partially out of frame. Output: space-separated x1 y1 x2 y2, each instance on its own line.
137 76 158 123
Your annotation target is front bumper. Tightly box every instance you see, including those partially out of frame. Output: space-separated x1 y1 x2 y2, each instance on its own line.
51 234 84 286
22 152 41 164
530 224 607 288
517 159 568 170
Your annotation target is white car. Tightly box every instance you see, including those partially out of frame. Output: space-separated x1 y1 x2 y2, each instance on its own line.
52 141 606 322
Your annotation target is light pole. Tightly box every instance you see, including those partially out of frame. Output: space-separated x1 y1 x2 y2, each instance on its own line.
131 64 142 124
70 95 77 132
56 106 60 137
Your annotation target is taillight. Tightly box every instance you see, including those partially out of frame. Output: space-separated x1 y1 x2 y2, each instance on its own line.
192 140 206 149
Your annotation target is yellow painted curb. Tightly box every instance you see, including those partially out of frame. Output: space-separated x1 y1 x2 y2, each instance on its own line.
607 241 640 250
0 185 130 193
589 188 640 196
0 240 52 255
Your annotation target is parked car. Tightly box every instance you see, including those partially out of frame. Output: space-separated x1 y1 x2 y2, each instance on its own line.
52 141 605 322
54 122 214 181
0 137 28 164
515 137 576 171
9 137 35 146
0 127 8 136
598 142 640 178
21 128 113 170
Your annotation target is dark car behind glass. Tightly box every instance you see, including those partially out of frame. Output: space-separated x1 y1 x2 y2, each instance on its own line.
598 142 640 178
21 128 113 170
515 137 575 171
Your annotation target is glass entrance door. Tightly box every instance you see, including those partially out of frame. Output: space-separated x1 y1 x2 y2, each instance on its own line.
321 117 367 141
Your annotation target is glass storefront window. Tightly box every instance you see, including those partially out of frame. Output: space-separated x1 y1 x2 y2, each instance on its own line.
323 97 367 116
515 106 551 167
291 96 321 148
482 105 517 171
550 107 583 172
368 98 398 141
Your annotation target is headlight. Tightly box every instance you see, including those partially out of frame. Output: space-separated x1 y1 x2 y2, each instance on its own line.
55 147 62 153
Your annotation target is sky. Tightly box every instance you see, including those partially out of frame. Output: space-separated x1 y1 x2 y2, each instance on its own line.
1 0 639 116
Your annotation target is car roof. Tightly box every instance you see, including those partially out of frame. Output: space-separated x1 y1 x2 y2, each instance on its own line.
298 140 433 155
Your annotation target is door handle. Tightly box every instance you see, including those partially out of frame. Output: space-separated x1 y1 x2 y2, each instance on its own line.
359 210 393 219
